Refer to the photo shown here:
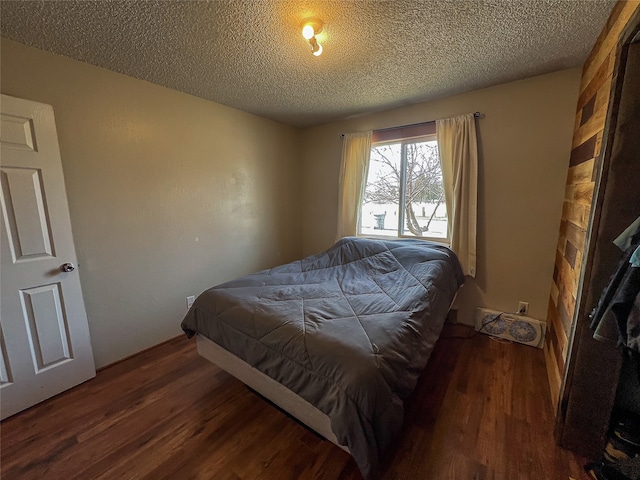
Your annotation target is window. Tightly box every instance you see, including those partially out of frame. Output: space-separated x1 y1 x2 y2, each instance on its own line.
359 134 448 240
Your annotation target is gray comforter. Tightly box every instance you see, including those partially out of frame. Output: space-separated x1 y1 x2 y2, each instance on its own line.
181 237 464 479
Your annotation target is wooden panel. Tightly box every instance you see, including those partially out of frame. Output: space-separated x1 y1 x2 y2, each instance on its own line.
554 251 577 335
550 281 560 306
557 229 567 257
573 76 613 147
564 241 578 268
580 1 639 89
594 131 605 164
562 201 590 229
579 95 596 126
573 183 594 206
555 248 564 278
564 184 575 201
557 257 576 309
566 159 595 185
569 134 597 166
544 339 562 411
547 320 566 376
548 300 568 355
580 5 621 91
564 218 587 252
573 250 584 291
577 51 613 110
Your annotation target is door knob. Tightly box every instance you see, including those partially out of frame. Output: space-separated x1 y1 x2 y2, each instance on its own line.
60 262 75 273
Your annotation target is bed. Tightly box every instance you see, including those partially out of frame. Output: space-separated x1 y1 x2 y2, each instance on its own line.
181 236 464 479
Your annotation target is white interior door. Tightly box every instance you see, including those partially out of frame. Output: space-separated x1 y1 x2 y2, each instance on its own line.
0 94 95 420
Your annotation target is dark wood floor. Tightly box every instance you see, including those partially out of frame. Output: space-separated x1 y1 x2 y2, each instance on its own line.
1 325 590 480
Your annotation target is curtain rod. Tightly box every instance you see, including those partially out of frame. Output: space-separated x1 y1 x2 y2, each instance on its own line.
339 111 481 139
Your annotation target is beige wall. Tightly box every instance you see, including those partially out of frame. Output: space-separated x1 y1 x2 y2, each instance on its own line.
0 37 582 365
300 69 581 325
1 39 302 368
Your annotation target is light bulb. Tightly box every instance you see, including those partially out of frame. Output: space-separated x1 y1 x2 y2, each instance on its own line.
312 43 323 56
302 24 315 40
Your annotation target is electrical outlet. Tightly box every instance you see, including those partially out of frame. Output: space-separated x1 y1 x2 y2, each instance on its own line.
517 301 529 315
186 295 195 309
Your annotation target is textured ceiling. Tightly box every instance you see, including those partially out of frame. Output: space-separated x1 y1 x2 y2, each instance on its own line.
0 0 616 127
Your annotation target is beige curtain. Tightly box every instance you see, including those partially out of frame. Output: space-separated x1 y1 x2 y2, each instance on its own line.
436 114 478 277
336 131 372 240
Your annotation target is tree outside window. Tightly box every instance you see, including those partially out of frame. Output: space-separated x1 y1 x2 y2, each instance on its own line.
359 137 448 239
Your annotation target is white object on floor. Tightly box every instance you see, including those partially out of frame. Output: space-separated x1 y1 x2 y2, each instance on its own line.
475 308 546 348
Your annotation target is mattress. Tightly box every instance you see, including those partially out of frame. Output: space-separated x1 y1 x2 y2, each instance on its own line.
181 236 464 479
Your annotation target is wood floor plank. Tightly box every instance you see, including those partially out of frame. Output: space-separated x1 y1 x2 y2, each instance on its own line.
1 326 591 479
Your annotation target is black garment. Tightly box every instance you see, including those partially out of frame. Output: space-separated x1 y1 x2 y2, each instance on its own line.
591 231 640 352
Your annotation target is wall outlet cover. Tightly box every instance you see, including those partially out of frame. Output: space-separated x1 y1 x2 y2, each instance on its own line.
186 295 195 309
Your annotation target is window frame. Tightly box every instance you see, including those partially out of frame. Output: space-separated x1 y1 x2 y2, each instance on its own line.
358 132 449 245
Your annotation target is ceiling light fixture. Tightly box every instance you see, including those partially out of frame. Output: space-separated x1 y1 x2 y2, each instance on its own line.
301 18 323 56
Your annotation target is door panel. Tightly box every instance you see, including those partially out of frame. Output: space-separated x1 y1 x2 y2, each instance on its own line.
0 113 37 151
0 327 12 386
20 283 72 370
1 167 55 261
0 94 95 420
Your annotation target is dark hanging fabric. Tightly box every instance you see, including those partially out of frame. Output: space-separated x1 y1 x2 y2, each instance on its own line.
591 229 640 351
589 228 640 480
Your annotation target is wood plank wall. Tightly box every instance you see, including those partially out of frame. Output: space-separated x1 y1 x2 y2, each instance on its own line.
545 0 640 410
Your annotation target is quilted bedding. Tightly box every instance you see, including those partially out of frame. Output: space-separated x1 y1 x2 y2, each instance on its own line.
181 237 464 479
